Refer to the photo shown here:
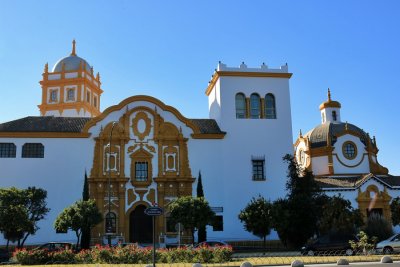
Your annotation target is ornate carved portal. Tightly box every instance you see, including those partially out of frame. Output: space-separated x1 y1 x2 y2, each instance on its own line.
356 185 392 223
88 105 194 244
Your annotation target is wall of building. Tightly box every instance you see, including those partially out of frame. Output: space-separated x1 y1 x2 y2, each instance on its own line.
0 137 94 244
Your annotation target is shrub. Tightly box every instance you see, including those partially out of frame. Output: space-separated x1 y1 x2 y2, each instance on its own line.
13 244 232 265
13 249 51 265
50 249 75 263
364 213 393 242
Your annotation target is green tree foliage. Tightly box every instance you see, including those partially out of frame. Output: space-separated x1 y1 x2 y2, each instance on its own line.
196 171 207 243
271 154 323 248
54 199 102 247
238 195 272 250
80 171 91 249
317 194 364 236
169 196 215 244
0 187 49 248
364 213 393 242
390 197 400 226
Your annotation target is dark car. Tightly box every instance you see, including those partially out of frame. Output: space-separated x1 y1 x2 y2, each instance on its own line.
0 248 10 263
35 242 76 252
301 234 357 256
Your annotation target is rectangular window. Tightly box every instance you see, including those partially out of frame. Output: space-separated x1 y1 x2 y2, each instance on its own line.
0 143 16 158
67 88 75 101
50 90 58 102
86 91 91 103
252 160 265 181
94 96 98 107
212 215 223 231
135 162 148 181
22 143 44 158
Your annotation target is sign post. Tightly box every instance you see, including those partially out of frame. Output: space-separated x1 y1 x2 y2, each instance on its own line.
145 206 163 267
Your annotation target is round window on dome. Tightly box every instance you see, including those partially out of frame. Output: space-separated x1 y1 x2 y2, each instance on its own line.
342 141 357 160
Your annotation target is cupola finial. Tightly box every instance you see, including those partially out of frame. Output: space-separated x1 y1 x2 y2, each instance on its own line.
328 88 331 101
71 39 76 56
299 129 303 137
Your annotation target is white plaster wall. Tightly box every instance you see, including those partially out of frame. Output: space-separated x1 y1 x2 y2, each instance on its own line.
48 74 61 80
208 80 221 124
65 72 78 79
312 156 330 175
0 137 95 245
323 107 341 123
332 134 370 174
204 69 294 240
45 110 61 116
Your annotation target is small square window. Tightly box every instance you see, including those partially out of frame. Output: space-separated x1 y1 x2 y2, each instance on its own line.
94 96 97 107
86 91 91 103
252 160 265 181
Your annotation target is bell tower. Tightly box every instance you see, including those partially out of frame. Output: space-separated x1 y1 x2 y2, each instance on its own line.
38 40 103 117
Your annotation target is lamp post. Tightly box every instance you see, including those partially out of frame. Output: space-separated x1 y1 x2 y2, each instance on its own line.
107 121 118 246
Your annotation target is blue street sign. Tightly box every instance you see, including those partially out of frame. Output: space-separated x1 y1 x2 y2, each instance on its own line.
145 207 164 216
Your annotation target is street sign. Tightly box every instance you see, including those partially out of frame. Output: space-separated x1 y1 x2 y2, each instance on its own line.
145 206 164 216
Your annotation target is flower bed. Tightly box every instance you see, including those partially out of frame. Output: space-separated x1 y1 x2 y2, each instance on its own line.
13 244 233 265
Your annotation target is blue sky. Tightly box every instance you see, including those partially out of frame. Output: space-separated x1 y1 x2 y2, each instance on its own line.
0 1 399 174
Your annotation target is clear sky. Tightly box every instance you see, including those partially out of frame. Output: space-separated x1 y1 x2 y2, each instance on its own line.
0 1 399 174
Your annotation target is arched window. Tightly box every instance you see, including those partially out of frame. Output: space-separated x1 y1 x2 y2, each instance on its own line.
332 111 337 121
235 93 246 118
250 93 261 119
265 93 276 119
105 212 117 234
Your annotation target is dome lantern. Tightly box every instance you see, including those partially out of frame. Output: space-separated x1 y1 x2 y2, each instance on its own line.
319 88 341 124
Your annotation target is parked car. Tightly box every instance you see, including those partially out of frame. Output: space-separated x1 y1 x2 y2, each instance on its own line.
35 242 76 252
375 233 400 254
0 248 10 263
194 241 229 248
301 234 357 256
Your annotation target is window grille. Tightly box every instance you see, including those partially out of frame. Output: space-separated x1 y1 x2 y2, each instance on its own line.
0 143 16 158
22 143 44 158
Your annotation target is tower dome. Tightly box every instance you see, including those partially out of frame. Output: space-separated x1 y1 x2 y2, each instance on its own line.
39 40 102 118
51 40 92 72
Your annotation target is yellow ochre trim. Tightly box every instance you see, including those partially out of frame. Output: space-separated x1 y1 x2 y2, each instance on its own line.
0 132 90 138
83 95 201 134
205 71 293 96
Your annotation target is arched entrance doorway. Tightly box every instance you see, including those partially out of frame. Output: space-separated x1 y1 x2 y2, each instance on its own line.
129 205 152 243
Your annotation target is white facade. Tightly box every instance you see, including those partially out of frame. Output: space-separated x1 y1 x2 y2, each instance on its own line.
0 58 294 244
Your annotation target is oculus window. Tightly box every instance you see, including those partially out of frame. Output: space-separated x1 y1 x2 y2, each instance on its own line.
342 141 357 160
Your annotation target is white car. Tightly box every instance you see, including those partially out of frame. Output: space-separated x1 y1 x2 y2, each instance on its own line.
376 233 400 254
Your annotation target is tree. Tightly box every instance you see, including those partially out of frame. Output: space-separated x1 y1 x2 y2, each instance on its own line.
238 195 272 251
54 199 102 247
169 196 215 244
196 171 207 243
390 197 400 226
271 154 323 248
0 187 49 248
80 171 91 249
317 194 363 236
364 213 393 242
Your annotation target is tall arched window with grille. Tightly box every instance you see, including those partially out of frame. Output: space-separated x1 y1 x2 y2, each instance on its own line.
235 93 246 118
250 93 261 119
265 93 276 119
105 212 117 234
